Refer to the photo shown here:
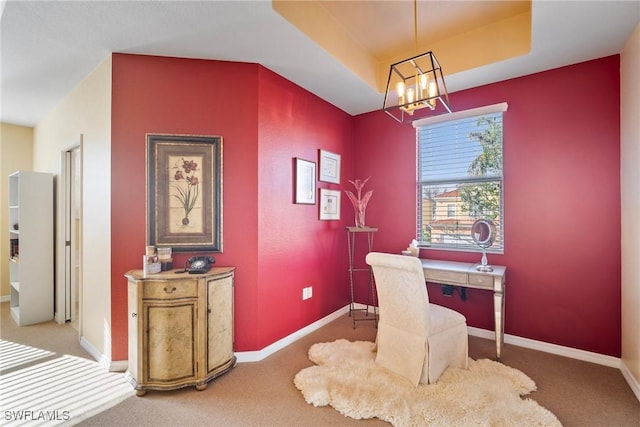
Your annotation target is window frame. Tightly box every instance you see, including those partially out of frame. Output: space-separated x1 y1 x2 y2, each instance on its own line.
413 103 508 253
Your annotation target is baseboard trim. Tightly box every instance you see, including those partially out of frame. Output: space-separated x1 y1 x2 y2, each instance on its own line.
235 305 351 363
109 359 129 372
79 336 127 372
467 326 621 368
620 361 640 402
80 336 107 367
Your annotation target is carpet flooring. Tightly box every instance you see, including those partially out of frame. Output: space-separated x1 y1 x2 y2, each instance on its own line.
1 302 639 426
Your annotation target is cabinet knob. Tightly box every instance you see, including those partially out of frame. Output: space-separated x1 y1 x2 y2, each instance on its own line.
164 286 177 293
131 313 137 317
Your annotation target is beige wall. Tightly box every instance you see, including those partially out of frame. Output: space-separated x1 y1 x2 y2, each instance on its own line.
33 55 113 365
621 21 640 399
0 123 34 298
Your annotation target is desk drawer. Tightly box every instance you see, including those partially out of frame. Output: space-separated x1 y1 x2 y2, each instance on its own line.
143 280 198 300
425 269 467 285
468 274 494 289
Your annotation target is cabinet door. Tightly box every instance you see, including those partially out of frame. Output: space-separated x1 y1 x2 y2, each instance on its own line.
144 301 198 384
127 281 140 381
206 274 234 373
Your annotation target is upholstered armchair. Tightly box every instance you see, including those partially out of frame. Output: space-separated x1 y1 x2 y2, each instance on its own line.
365 252 468 385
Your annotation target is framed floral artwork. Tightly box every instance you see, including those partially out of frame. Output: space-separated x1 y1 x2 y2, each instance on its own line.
318 149 341 184
319 188 341 220
147 134 222 252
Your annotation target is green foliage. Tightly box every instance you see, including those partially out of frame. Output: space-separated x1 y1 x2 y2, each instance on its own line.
460 116 502 219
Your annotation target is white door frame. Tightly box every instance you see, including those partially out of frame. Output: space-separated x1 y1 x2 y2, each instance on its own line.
55 137 83 331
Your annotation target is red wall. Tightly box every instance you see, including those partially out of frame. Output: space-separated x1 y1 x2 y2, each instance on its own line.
254 67 355 348
353 56 622 356
111 53 621 360
110 54 354 359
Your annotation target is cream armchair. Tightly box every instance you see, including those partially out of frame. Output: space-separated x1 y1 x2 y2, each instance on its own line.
366 252 468 385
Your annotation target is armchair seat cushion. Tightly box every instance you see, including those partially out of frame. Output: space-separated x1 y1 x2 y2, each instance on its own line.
429 303 467 334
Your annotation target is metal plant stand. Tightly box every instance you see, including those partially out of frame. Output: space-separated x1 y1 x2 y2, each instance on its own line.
346 226 378 328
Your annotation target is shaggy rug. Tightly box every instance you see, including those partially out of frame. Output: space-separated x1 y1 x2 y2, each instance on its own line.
294 339 561 427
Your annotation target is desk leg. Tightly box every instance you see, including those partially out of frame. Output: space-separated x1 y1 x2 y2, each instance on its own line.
493 290 505 360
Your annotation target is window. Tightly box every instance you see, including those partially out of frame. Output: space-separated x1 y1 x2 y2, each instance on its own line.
447 204 456 217
415 104 506 252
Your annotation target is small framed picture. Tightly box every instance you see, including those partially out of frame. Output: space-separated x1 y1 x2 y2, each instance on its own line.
295 158 316 204
319 149 341 184
319 189 341 220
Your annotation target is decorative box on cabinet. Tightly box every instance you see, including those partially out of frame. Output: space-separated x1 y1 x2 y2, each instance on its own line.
8 171 54 326
125 267 236 396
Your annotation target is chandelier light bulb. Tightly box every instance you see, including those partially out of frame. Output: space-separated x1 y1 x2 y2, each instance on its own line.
428 80 437 109
406 87 415 104
396 81 406 105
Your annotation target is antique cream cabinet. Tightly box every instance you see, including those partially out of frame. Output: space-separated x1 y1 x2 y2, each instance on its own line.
125 267 235 396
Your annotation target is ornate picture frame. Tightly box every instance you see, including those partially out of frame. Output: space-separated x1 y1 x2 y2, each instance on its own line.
147 134 222 252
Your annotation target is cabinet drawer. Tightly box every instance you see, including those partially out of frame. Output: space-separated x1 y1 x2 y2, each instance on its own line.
142 280 197 300
425 269 467 285
468 274 494 289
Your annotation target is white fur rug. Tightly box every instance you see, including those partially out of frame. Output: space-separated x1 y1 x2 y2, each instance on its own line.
294 339 562 427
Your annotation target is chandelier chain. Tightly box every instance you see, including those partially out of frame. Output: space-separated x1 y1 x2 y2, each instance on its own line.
414 0 419 55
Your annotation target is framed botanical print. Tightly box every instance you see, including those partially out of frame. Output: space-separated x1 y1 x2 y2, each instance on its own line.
147 134 222 252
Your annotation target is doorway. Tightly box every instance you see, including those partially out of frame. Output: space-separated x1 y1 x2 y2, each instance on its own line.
60 143 82 330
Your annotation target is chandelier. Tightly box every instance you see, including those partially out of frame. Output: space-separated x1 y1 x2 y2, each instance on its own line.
382 0 451 123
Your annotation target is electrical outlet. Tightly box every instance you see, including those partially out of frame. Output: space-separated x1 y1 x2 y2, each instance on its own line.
302 286 313 300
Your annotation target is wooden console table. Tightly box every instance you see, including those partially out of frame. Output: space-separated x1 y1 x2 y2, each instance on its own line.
421 259 506 359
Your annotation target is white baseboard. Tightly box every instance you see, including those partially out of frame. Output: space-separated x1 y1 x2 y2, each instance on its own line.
0 295 9 303
467 326 621 368
235 305 351 363
109 359 129 372
80 336 128 372
80 336 106 366
620 361 640 402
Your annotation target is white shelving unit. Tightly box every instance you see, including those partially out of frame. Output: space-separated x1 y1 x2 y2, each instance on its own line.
8 171 54 326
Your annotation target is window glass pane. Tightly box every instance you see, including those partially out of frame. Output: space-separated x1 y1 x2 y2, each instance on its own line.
417 112 503 251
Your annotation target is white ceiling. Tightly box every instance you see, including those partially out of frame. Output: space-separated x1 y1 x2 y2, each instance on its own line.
1 0 638 128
